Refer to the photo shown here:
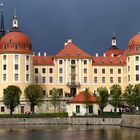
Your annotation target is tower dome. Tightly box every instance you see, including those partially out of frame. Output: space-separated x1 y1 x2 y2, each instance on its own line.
127 33 140 54
0 31 32 54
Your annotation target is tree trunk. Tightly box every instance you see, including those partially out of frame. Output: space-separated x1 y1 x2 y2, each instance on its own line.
31 104 35 115
10 109 13 117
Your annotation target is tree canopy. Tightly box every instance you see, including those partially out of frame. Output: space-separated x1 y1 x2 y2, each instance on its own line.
24 84 44 114
97 87 109 113
3 85 21 116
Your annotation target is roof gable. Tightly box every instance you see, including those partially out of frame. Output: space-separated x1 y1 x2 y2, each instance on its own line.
54 41 92 59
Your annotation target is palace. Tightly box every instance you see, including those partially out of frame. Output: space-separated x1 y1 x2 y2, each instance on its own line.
0 8 139 114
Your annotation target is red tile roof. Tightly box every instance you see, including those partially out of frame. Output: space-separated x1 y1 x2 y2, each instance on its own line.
33 56 54 66
92 54 126 66
54 41 92 59
69 92 97 104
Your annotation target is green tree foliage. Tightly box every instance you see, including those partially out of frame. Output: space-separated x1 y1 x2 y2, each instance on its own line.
3 85 21 116
24 84 44 114
133 84 140 112
123 84 136 112
110 84 122 112
50 88 61 112
97 87 109 113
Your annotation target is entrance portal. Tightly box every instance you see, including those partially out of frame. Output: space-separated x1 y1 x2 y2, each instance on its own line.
70 88 76 97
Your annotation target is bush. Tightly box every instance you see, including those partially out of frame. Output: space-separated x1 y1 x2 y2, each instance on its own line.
0 112 68 118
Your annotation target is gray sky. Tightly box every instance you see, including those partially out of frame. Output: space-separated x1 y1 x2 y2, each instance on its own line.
2 0 140 55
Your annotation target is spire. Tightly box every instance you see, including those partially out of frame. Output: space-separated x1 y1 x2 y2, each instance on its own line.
12 8 19 31
0 3 5 38
112 32 117 47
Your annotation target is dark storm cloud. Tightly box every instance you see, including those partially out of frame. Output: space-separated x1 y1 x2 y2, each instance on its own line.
2 0 140 55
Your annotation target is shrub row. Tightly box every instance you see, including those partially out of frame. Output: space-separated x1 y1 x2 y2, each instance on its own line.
0 112 68 118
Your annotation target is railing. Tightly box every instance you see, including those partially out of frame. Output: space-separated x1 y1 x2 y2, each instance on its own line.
67 81 80 87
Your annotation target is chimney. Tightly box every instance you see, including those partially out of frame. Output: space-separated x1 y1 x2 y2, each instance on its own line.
44 52 47 56
38 52 41 56
95 53 98 57
111 53 114 57
32 52 35 56
103 53 106 57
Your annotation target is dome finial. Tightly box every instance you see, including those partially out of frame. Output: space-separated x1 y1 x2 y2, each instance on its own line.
112 32 117 47
12 8 19 31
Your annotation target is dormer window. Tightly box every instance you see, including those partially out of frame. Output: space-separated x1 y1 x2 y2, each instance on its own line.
101 60 104 64
109 60 112 64
9 38 12 43
118 60 121 64
3 44 7 50
26 44 29 50
15 44 19 50
136 46 139 51
77 52 80 56
65 52 69 56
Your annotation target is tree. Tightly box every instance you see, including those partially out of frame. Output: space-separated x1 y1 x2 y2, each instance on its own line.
123 84 136 113
97 87 109 113
3 85 21 116
133 84 140 113
110 84 122 112
83 88 91 116
50 88 61 112
24 84 44 114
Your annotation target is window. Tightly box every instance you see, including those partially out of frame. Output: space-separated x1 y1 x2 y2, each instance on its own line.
110 77 113 83
102 69 105 74
42 68 46 73
118 77 121 83
3 44 7 50
26 74 29 81
59 68 63 74
49 77 53 83
59 60 63 64
15 64 18 70
34 76 38 83
14 74 19 81
26 65 29 71
71 60 75 65
76 105 80 113
1 106 5 112
136 56 139 61
128 57 130 62
94 77 98 83
15 44 19 49
102 77 105 83
59 77 63 83
136 46 139 51
26 55 29 61
42 77 46 83
49 68 53 73
3 55 6 60
3 74 6 81
136 65 139 71
136 74 139 81
84 77 87 83
15 55 19 61
3 65 6 70
42 90 46 96
84 60 87 64
128 66 130 72
71 66 76 74
128 75 130 82
94 68 97 74
35 68 38 73
89 105 93 114
118 69 121 74
110 69 113 74
84 68 87 74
